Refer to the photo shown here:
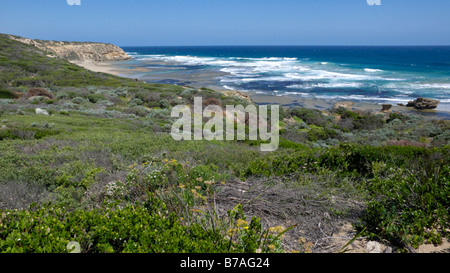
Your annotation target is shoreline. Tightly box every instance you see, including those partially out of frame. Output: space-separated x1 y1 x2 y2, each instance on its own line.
249 93 450 120
73 60 450 120
70 60 135 77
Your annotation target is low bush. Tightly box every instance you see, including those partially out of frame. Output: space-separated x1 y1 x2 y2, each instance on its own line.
307 126 338 141
287 108 329 127
0 202 223 253
159 98 171 109
358 156 449 250
0 89 17 99
26 88 54 99
87 93 106 104
0 158 288 253
71 97 88 104
387 112 408 123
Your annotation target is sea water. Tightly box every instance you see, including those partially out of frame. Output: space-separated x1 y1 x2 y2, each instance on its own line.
120 46 450 111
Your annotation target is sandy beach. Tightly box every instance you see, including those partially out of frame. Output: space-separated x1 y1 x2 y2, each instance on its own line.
70 60 135 77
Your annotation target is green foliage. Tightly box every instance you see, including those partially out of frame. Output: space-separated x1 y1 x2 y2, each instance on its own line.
387 112 408 123
244 143 443 179
336 108 385 131
0 157 286 253
0 89 16 99
278 137 307 149
307 126 338 141
1 33 449 253
87 93 106 103
0 202 227 253
0 127 60 141
357 154 449 249
287 107 329 127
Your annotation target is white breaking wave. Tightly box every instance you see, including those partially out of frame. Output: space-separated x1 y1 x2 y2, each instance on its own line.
136 54 394 83
416 83 450 89
287 82 364 89
311 94 414 103
222 85 235 90
364 68 383 73
281 91 310 96
383 82 450 93
293 65 311 71
284 70 380 81
132 53 447 106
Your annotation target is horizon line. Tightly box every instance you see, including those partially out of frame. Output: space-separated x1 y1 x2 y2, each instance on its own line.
2 32 449 47
119 44 450 47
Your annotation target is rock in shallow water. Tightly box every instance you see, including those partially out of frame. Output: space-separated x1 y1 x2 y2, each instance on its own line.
406 97 440 110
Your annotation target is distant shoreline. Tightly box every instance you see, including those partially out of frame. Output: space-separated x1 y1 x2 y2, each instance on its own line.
70 60 132 76
73 59 450 120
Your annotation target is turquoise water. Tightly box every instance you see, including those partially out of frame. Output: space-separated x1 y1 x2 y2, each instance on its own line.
121 46 450 111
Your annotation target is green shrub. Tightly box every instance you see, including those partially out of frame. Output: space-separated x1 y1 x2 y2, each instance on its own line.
0 184 285 253
146 109 171 120
87 94 106 103
358 157 449 250
0 202 227 253
0 89 16 99
387 112 408 123
278 138 307 149
335 109 386 131
307 126 338 141
354 114 385 131
72 97 87 104
159 98 171 109
287 108 329 127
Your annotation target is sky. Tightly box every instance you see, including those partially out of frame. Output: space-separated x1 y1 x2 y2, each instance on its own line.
1 0 449 46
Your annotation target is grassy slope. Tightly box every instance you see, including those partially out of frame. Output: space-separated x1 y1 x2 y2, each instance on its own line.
0 34 449 253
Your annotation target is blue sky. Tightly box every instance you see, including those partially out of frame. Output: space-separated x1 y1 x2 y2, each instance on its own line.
1 0 449 46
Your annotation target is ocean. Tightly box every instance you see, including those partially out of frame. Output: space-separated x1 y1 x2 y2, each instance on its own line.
120 46 450 111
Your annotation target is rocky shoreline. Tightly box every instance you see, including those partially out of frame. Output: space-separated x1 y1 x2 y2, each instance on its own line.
249 93 450 120
7 34 447 120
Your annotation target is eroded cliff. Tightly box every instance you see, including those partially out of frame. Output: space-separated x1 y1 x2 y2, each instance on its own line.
8 35 131 62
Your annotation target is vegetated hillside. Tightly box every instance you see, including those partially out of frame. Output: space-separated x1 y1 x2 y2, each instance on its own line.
0 33 138 91
0 34 449 253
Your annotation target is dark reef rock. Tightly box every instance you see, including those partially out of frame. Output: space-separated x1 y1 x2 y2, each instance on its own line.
406 97 440 110
381 104 392 112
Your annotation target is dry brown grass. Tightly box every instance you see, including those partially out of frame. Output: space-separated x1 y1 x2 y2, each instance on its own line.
202 97 222 107
0 181 51 210
214 174 365 253
26 87 54 99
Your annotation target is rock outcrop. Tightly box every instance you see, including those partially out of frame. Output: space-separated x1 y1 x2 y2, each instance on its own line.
35 108 49 116
332 101 354 110
8 35 131 62
406 97 440 110
381 104 392 113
